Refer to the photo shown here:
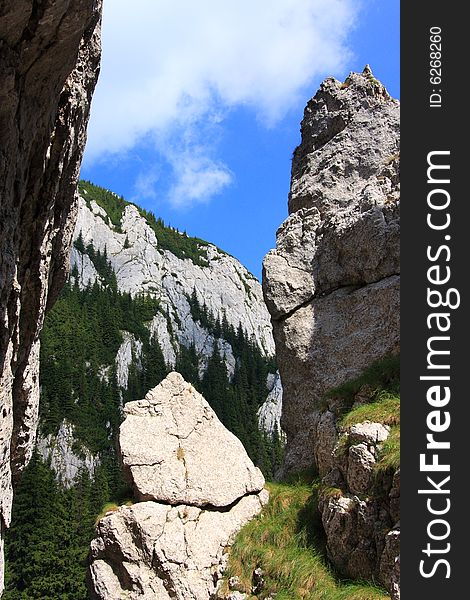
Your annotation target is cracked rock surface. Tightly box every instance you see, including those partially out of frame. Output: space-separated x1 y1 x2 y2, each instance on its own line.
262 67 400 475
315 393 400 595
0 0 102 591
120 373 265 507
89 373 268 599
318 418 398 588
262 68 400 595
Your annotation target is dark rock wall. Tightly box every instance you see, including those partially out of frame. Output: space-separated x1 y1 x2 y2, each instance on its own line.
0 0 102 590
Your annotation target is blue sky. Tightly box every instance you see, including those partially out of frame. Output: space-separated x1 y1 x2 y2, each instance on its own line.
81 0 399 278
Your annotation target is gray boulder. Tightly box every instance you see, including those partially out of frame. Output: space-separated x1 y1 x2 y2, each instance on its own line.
119 372 265 507
89 374 268 599
318 419 399 592
89 494 268 600
349 422 390 446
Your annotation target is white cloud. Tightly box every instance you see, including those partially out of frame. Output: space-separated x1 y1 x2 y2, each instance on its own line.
168 152 233 208
85 0 358 205
133 168 160 202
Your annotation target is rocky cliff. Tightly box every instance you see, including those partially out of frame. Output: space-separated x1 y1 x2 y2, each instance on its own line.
33 182 283 509
73 189 275 364
10 184 281 597
37 184 281 485
263 68 400 595
89 373 268 600
0 0 102 591
257 372 284 439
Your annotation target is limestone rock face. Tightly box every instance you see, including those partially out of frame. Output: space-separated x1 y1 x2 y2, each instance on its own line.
313 411 337 476
33 184 276 489
0 0 102 590
262 68 400 594
257 372 284 438
90 374 268 599
120 373 265 506
73 196 275 364
318 420 399 591
36 421 100 488
262 67 400 474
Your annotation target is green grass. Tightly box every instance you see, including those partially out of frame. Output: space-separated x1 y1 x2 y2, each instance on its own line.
340 391 400 430
333 356 400 476
95 500 134 524
340 391 400 475
376 426 400 472
327 356 400 401
222 481 390 600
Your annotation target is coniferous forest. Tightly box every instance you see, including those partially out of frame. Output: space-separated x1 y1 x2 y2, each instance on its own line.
4 234 283 599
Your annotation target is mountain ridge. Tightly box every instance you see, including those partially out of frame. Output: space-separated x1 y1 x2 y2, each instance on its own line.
36 181 283 491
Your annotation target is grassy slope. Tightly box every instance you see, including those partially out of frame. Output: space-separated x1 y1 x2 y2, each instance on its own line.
223 481 390 600
224 358 400 599
334 356 400 473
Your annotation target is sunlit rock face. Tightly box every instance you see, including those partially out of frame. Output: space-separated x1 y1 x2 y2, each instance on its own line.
257 371 284 438
119 373 265 507
262 68 400 595
263 67 400 475
89 373 268 600
72 195 275 365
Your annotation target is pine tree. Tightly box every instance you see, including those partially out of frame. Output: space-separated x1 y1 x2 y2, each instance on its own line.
74 230 86 253
175 343 200 386
4 452 89 599
189 287 200 322
142 335 168 391
202 344 230 421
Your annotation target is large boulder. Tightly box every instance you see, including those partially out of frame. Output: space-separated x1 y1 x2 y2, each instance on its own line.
89 373 268 599
89 493 268 600
119 372 265 507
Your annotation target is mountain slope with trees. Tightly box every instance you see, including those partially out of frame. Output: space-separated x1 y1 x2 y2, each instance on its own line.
4 182 283 598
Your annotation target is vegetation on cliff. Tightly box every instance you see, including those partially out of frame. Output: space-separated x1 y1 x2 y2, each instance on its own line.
332 355 400 473
222 480 389 600
5 226 281 597
79 180 213 265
